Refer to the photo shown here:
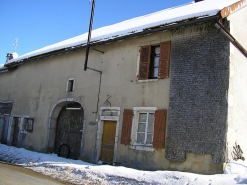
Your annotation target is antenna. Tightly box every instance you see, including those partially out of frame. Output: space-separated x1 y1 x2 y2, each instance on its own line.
12 38 19 52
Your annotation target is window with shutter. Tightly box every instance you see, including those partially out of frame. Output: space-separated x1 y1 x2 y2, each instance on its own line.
138 41 171 80
120 109 133 145
128 107 167 151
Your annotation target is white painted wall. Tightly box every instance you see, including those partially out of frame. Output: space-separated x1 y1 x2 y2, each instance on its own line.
227 6 247 162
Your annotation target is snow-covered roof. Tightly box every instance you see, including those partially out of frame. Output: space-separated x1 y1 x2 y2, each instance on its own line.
6 0 240 65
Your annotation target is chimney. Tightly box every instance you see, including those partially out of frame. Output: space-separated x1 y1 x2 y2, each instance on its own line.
195 0 204 2
6 53 13 63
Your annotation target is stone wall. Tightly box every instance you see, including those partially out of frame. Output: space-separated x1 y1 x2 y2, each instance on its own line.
166 22 230 163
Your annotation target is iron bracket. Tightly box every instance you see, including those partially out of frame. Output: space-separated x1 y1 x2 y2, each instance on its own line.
87 67 102 74
90 47 104 54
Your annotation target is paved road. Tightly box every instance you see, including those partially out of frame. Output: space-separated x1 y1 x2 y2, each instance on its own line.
0 161 69 185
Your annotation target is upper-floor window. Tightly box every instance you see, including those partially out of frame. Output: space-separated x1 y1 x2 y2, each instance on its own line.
66 78 75 93
138 41 171 80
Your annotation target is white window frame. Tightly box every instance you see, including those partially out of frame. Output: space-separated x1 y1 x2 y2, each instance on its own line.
136 112 155 146
66 78 75 93
130 107 157 151
23 116 34 133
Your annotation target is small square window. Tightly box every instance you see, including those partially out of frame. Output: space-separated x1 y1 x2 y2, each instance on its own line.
25 118 34 133
66 79 75 93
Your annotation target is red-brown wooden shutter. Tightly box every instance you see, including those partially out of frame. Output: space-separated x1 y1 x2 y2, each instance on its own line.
120 109 133 145
158 41 171 79
153 109 167 149
138 46 151 80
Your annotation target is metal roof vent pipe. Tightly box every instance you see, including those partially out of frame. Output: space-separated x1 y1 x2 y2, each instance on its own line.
6 53 13 63
195 0 204 2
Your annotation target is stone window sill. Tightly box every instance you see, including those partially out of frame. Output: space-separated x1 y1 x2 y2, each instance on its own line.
130 143 155 152
137 79 159 83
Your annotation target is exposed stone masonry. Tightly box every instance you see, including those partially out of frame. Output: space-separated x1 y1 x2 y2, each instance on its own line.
166 22 230 163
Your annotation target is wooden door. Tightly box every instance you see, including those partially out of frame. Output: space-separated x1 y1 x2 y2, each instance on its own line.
100 121 117 163
12 117 20 147
54 108 84 159
2 116 9 144
0 115 4 143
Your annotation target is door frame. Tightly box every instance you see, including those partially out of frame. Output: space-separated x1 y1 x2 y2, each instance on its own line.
0 114 10 144
95 107 120 165
46 98 86 155
9 115 22 146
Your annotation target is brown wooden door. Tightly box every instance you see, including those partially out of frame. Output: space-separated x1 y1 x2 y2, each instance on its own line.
12 117 20 147
100 121 116 163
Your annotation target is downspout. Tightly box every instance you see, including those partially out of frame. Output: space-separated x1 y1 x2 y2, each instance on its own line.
84 0 96 71
215 19 247 58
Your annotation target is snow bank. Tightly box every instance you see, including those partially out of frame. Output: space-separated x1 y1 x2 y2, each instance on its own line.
0 144 247 184
6 0 239 65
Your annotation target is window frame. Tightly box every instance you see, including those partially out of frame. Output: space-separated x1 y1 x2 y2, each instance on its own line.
131 107 157 148
136 112 154 146
25 118 34 133
66 78 75 93
149 45 160 79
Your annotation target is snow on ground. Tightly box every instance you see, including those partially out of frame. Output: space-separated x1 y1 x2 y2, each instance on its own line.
0 144 247 185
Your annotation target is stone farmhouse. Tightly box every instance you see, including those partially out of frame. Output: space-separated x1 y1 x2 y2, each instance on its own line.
0 0 246 174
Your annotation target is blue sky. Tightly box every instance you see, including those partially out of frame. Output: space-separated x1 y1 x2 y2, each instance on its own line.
0 0 191 65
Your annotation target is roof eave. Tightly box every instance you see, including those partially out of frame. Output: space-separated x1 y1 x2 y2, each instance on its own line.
5 15 219 68
0 67 9 74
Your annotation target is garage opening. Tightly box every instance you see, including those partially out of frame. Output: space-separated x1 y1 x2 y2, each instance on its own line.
54 103 84 159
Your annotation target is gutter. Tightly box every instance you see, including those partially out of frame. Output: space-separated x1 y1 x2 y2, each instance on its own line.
215 19 247 58
215 0 247 58
0 67 8 74
221 0 247 18
5 15 219 68
0 66 17 74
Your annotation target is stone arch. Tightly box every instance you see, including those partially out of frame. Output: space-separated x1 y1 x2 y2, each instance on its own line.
46 98 86 156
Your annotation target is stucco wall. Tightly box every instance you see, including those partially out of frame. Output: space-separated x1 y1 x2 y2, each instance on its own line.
0 49 103 153
226 7 247 162
0 31 172 160
0 23 227 174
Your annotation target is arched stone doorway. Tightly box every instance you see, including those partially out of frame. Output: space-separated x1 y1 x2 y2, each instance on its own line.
54 103 83 159
46 98 86 159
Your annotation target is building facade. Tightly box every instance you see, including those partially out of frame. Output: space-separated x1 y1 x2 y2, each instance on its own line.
0 0 246 175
